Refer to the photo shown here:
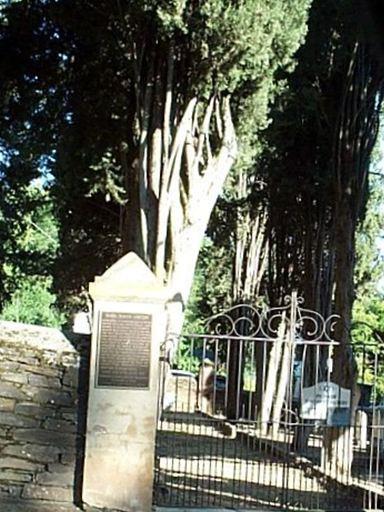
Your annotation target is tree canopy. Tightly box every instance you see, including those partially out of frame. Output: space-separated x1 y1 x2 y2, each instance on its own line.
0 0 311 337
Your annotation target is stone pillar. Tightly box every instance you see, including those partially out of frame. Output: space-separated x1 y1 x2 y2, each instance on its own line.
82 252 167 512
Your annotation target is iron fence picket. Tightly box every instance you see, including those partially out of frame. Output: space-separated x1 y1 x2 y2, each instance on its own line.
154 300 384 510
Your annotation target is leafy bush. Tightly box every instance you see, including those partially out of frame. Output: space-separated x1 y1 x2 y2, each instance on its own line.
0 276 64 328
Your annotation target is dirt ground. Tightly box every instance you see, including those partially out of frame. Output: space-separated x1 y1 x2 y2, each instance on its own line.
154 412 377 511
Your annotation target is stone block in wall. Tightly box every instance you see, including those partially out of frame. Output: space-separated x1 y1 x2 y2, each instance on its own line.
60 410 77 422
14 402 55 419
0 362 20 372
1 373 28 385
0 483 23 498
1 357 20 373
36 463 74 486
0 383 28 400
2 444 61 463
22 484 73 502
23 387 75 407
60 452 76 465
42 419 76 434
62 367 79 388
0 321 82 505
15 356 39 365
27 374 61 389
13 428 76 449
0 413 39 428
0 398 15 412
0 457 44 472
1 471 33 483
21 365 60 378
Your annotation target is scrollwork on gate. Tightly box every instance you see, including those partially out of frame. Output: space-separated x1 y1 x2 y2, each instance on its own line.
205 304 263 337
204 295 340 343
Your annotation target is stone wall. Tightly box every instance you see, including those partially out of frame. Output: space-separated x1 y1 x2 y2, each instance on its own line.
0 321 86 504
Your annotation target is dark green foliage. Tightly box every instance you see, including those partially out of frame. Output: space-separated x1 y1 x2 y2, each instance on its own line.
0 0 311 314
355 177 384 296
352 170 384 397
188 0 384 375
183 237 233 333
0 186 64 327
256 0 384 312
1 275 64 327
0 185 54 303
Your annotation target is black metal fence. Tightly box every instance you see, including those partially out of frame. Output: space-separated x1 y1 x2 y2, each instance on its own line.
154 302 384 510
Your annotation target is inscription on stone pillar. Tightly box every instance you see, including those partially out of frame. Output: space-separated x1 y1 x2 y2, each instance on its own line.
84 253 166 512
96 312 152 388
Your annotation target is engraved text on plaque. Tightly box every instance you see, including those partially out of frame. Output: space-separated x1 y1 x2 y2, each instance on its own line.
96 312 152 388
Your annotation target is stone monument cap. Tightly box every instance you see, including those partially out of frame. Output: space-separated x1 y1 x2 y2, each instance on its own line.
89 252 167 302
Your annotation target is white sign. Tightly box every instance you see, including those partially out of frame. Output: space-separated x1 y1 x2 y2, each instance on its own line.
301 381 351 421
72 311 92 335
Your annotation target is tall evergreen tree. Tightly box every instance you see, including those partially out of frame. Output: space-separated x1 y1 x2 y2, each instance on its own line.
250 0 384 475
0 0 311 338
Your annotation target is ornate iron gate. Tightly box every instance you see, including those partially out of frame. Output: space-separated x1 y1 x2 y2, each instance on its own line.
154 295 384 510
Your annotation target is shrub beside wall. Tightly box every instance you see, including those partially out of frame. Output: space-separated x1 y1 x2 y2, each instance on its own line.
0 321 82 503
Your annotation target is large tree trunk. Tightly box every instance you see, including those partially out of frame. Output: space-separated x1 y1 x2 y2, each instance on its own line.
121 41 238 347
321 201 358 482
270 292 297 437
271 330 294 436
227 338 244 420
321 42 383 481
259 315 287 435
229 172 268 419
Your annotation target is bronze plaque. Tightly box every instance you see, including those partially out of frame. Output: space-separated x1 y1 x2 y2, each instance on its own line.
96 312 152 388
